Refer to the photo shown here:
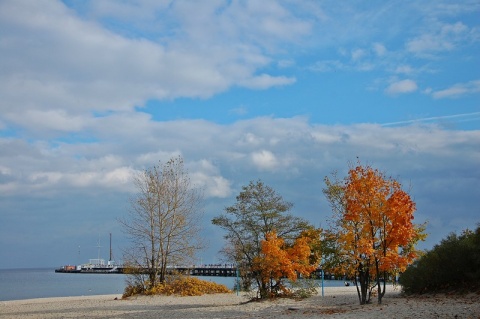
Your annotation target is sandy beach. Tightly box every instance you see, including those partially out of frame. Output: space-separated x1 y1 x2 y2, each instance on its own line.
1 286 479 319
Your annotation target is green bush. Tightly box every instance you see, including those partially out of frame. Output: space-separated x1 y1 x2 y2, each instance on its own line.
288 279 319 299
399 224 480 294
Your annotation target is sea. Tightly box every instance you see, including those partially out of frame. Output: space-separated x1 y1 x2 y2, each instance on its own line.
0 268 346 301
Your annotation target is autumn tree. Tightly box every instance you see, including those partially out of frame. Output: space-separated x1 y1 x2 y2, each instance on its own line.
324 163 426 304
212 180 316 298
120 156 204 290
253 230 320 298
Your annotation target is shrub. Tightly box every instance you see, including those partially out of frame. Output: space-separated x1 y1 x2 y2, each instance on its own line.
400 224 480 294
123 276 231 298
288 279 319 299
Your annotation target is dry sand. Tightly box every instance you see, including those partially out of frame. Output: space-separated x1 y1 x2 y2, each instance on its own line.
1 286 479 319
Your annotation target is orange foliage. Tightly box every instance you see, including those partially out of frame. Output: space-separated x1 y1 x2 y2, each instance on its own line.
339 164 424 279
253 231 317 287
298 228 323 266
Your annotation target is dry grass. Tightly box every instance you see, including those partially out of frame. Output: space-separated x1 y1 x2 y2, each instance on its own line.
123 276 231 298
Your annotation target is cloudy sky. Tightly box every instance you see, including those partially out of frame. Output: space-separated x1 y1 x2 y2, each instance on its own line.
1 0 479 269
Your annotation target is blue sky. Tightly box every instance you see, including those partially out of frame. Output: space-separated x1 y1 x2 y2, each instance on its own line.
0 0 479 269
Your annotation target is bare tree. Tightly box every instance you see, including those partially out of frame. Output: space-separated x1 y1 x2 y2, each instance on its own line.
120 156 204 289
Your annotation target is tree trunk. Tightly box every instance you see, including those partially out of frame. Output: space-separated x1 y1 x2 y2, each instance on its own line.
148 254 156 289
377 270 386 304
355 262 371 305
374 261 386 304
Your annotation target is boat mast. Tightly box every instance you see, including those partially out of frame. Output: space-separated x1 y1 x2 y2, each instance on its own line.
109 233 112 262
96 236 101 262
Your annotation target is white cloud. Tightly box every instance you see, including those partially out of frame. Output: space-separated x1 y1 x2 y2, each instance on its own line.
385 79 418 95
87 0 166 22
5 109 89 134
251 150 278 171
239 74 296 90
351 48 366 61
431 80 480 99
433 86 468 99
203 176 232 198
239 133 264 146
27 166 135 191
311 42 386 74
372 43 387 56
0 0 306 131
103 167 136 186
1 116 479 268
136 151 183 167
406 21 477 56
229 106 248 116
277 59 295 68
189 159 232 198
394 65 415 75
2 116 478 203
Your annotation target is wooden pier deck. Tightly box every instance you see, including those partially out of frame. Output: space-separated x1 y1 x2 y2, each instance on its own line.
56 265 335 279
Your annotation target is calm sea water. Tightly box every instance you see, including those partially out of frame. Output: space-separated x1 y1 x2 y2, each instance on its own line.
0 268 238 301
0 268 345 301
0 268 127 301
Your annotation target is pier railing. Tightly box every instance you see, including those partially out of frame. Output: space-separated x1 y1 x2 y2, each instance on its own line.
56 264 335 279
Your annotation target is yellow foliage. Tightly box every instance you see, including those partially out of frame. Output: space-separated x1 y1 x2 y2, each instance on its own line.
335 163 426 280
123 276 231 298
253 231 318 286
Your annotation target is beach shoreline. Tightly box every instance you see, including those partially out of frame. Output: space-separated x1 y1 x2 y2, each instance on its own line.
1 286 479 318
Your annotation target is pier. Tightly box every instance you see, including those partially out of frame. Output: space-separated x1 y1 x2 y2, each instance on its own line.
171 265 238 277
55 264 239 276
55 264 335 279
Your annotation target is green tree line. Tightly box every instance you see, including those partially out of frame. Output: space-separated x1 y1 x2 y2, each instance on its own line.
399 225 480 294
